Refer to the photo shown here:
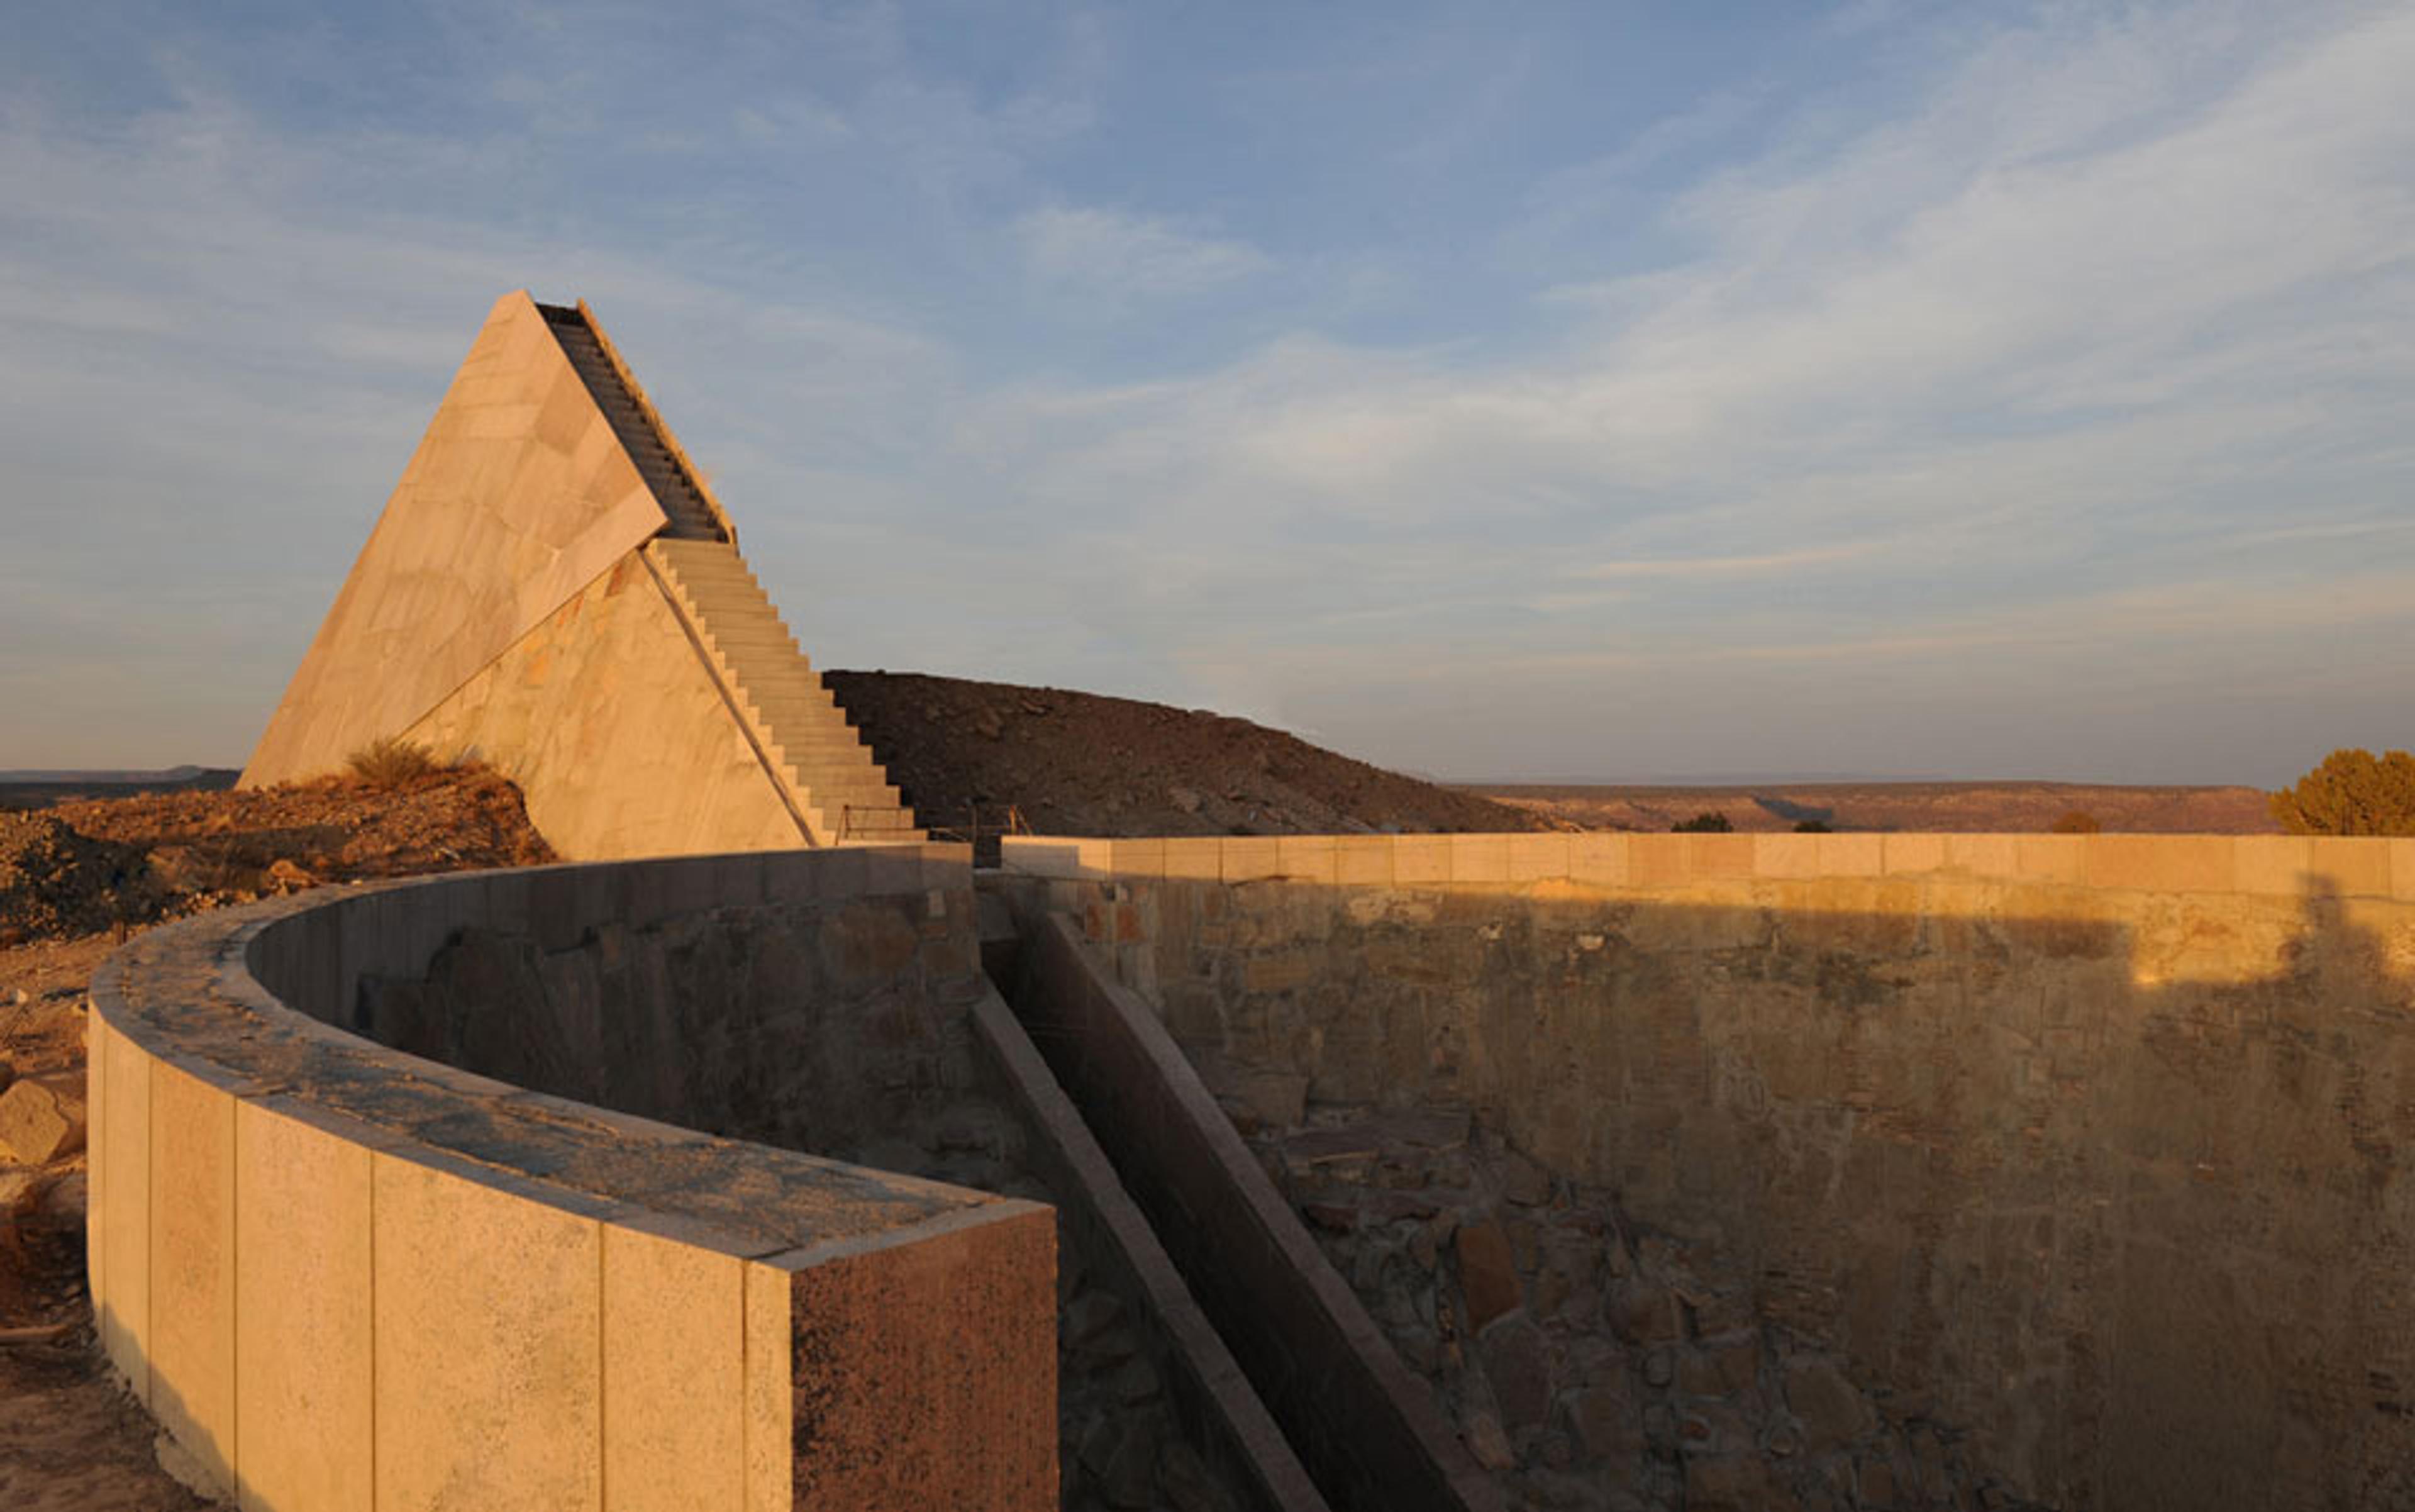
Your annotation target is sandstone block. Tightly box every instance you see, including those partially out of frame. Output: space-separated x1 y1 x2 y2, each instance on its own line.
1607 1277 1685 1346
235 1098 376 1512
147 1064 238 1495
1455 1220 1522 1331
1496 1148 1552 1206
1785 1356 1875 1452
602 1221 746 1512
0 1072 86 1164
1682 1452 1772 1512
1479 1315 1552 1430
1567 1380 1645 1470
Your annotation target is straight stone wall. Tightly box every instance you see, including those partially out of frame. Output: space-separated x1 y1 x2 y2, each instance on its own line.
1004 832 2415 1512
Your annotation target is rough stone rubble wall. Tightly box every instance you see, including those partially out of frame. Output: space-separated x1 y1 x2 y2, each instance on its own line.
1006 831 2415 1512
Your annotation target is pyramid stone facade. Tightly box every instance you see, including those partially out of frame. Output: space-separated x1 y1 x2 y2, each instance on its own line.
242 291 918 858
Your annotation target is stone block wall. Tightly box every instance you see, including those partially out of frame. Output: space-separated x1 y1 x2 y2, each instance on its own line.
1004 832 2415 1512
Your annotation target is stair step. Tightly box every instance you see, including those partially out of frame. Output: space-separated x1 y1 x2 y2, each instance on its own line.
722 645 812 668
752 708 847 732
752 687 840 706
773 737 872 760
813 803 911 827
659 557 754 581
764 709 858 729
733 647 816 667
668 572 759 594
697 607 788 628
805 789 902 814
735 680 825 705
795 767 891 792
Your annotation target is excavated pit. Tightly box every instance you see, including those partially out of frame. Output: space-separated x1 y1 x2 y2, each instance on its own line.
999 831 2415 1512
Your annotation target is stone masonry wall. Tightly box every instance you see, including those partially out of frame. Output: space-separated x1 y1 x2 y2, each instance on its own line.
1007 833 2415 1512
1235 1089 2042 1512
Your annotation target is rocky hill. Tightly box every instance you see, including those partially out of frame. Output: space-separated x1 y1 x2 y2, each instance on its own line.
826 670 1548 844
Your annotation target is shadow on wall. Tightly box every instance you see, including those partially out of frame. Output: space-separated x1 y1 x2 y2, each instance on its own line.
1002 833 2415 1512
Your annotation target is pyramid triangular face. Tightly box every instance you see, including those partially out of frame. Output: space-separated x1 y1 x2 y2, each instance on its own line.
241 291 919 858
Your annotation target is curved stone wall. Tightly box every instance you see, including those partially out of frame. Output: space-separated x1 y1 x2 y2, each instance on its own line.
1004 831 2415 1512
89 845 1055 1512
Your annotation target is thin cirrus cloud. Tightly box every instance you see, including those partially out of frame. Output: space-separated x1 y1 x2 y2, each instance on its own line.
1016 204 1271 298
0 0 2406 786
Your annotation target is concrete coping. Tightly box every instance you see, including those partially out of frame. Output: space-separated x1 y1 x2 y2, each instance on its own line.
1001 831 2415 901
87 842 1059 1511
99 845 1002 1263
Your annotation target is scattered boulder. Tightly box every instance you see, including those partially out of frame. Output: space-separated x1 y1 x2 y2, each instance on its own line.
0 1072 87 1165
0 813 165 943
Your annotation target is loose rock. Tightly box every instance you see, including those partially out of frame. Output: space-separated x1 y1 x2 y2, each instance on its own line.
0 1072 87 1165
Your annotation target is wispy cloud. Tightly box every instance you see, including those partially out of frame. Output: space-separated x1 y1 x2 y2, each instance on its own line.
0 0 2406 784
1574 545 1873 581
1017 205 1270 297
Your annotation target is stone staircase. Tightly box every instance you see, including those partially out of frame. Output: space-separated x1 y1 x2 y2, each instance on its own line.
647 536 920 845
538 301 918 847
540 303 725 542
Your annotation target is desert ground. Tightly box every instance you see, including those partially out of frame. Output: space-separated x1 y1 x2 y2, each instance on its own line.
1475 779 2277 835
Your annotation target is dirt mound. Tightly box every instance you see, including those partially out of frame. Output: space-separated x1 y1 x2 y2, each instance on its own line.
0 816 165 947
1 767 554 949
52 767 556 918
828 670 1547 846
0 764 553 1508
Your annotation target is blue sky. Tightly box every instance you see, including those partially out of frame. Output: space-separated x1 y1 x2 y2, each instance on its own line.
3 1 2409 783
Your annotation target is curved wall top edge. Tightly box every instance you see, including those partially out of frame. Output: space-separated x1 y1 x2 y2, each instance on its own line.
92 843 1013 1262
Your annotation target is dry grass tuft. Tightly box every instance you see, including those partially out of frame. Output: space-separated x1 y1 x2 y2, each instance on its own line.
344 736 445 787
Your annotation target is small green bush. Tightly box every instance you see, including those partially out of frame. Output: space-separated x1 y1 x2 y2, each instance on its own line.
345 736 443 787
1672 811 1733 833
1792 820 1832 833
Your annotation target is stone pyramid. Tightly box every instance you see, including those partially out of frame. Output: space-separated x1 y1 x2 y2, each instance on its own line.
241 291 918 858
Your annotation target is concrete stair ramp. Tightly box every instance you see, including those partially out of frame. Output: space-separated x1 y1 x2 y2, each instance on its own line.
540 303 726 543
645 536 920 845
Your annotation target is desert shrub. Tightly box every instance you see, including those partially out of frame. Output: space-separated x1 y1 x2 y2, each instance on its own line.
345 736 443 787
2269 748 2415 836
1672 811 1733 833
1792 820 1832 833
2051 810 2101 834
